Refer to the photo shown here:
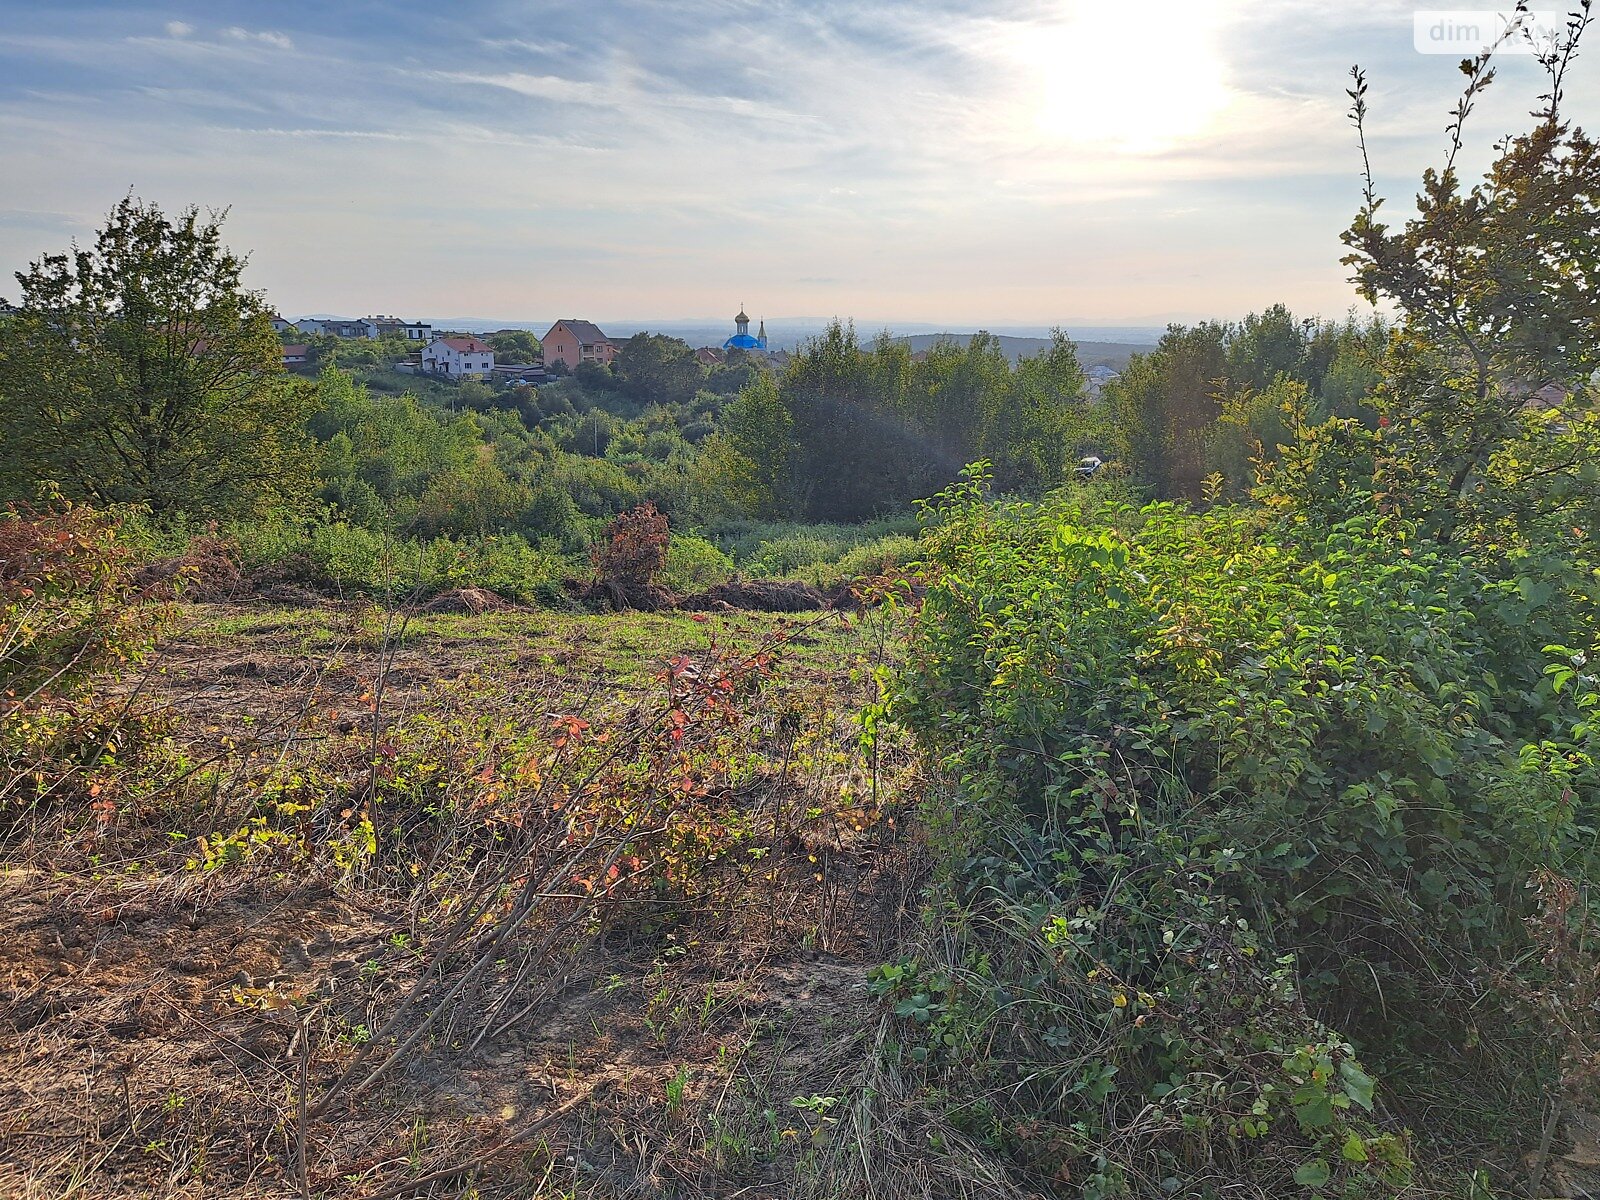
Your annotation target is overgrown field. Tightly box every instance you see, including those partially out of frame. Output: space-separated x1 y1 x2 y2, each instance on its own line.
0 509 927 1199
8 480 1600 1199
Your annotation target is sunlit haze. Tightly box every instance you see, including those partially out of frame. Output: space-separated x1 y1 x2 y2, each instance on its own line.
1 0 1592 329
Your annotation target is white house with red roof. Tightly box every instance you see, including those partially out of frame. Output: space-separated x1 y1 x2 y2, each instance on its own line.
422 335 494 379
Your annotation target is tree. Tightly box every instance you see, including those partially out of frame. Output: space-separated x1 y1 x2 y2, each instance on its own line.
486 329 541 363
985 330 1097 491
1224 303 1306 393
1205 376 1311 495
1342 15 1600 542
0 197 314 517
1106 322 1228 498
614 333 702 407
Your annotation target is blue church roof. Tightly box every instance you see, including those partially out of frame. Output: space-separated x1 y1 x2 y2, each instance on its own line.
723 304 767 351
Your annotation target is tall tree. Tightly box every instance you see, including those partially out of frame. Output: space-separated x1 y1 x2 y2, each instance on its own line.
1106 322 1228 499
614 333 702 407
0 197 313 517
1342 19 1600 543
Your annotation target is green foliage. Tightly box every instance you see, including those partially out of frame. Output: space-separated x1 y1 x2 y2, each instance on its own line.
0 197 314 517
698 514 923 584
223 513 567 602
485 328 541 362
1105 311 1389 502
1341 57 1600 548
702 323 1106 523
614 333 703 407
881 463 1596 1192
830 534 920 582
1 501 166 828
660 534 735 594
1205 376 1314 496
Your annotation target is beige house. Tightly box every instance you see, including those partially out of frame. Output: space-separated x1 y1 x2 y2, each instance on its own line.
541 319 618 369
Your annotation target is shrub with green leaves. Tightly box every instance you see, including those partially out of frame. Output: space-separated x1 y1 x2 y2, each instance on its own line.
876 465 1596 1194
1 502 166 831
660 534 735 594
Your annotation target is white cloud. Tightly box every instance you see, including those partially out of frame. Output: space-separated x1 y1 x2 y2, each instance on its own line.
441 71 617 107
222 27 293 50
217 126 411 141
3 0 1594 323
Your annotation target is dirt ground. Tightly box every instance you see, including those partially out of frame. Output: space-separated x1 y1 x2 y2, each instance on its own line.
0 602 925 1199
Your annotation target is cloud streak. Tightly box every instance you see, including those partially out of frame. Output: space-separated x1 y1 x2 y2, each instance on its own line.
0 0 1591 325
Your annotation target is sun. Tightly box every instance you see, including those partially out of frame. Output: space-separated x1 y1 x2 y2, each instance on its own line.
1014 2 1233 154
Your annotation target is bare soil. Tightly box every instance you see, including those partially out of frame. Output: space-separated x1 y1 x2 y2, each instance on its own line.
0 604 924 1199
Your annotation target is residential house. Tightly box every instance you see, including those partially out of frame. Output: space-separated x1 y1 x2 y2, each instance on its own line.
281 344 310 368
364 315 408 339
269 313 298 334
1084 364 1119 399
401 321 433 342
694 346 726 368
298 317 370 339
422 335 494 379
541 319 618 369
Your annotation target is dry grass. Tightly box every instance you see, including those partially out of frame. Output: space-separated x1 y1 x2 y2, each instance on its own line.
1 599 928 1199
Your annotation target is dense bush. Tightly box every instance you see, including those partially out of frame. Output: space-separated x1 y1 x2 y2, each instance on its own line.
1 502 166 830
216 515 566 602
829 533 921 582
878 466 1597 1194
708 514 919 568
659 534 735 594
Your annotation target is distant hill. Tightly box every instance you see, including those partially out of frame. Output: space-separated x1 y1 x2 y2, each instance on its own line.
895 333 1147 369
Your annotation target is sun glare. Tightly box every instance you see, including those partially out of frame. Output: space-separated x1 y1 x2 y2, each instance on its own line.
1018 2 1232 153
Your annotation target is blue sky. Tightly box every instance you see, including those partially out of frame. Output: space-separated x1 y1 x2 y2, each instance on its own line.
0 1 1590 327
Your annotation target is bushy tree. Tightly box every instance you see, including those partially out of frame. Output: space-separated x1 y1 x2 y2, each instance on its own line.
1108 311 1387 499
614 333 702 407
0 197 313 517
1342 34 1600 545
485 329 541 362
1205 376 1312 495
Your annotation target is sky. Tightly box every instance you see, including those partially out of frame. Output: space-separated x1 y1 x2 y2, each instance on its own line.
0 0 1592 329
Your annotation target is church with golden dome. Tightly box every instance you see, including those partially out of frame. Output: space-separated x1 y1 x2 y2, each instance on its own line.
722 305 767 351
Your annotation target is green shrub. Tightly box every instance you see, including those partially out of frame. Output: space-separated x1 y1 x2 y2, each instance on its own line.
705 514 922 581
746 532 837 577
1 502 166 830
660 534 735 594
219 514 572 602
831 534 920 581
877 465 1595 1193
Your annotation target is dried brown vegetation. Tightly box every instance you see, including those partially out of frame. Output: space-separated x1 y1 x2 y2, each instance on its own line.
1 508 927 1198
